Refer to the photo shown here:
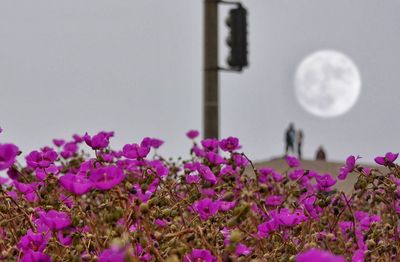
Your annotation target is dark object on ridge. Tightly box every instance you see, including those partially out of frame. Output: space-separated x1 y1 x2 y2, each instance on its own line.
285 123 296 155
316 146 326 161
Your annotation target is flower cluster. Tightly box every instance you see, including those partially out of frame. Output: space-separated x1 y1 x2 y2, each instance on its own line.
0 130 399 262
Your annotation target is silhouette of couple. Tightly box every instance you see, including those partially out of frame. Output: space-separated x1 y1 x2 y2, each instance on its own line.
285 123 303 159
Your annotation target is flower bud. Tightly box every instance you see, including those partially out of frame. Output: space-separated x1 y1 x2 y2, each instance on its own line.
114 207 124 220
367 239 376 250
1 250 9 258
223 192 235 201
140 237 148 247
72 216 80 227
230 230 242 243
147 197 158 207
162 208 172 217
110 238 125 248
140 203 149 214
75 244 84 252
170 210 178 217
166 255 180 262
259 184 268 193
326 233 335 241
227 217 240 227
170 224 177 231
125 182 133 191
316 199 327 208
333 207 340 216
105 213 114 223
354 178 367 191
186 233 195 242
141 183 149 192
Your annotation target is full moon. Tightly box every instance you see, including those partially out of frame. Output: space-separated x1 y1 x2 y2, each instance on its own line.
294 50 362 118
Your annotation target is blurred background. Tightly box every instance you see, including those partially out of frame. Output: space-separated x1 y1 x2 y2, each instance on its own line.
0 0 399 163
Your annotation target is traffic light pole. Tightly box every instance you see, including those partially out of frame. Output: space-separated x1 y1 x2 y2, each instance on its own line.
203 0 247 139
203 0 219 139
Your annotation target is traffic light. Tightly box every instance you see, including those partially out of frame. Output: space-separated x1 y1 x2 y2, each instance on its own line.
226 4 248 71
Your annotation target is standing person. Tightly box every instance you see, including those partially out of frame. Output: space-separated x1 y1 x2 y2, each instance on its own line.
316 146 326 161
285 123 296 155
297 129 304 160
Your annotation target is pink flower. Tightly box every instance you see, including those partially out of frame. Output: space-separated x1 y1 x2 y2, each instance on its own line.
59 173 93 195
219 136 240 152
338 221 352 237
374 152 398 166
184 249 217 262
201 188 216 197
186 130 199 139
235 243 252 257
20 251 51 262
14 180 37 194
201 138 219 152
7 190 18 200
257 219 278 238
89 166 125 190
205 152 226 165
338 155 360 180
39 210 71 231
220 165 236 176
315 174 336 190
273 208 306 227
148 160 169 177
52 139 65 147
84 131 113 150
98 247 126 262
141 137 164 149
272 172 284 182
192 145 205 157
186 173 201 184
355 211 381 231
57 230 72 246
232 153 249 168
133 244 152 261
265 195 283 206
60 142 78 159
296 248 346 262
14 181 39 202
193 198 220 221
132 183 152 202
289 169 305 180
258 167 284 183
155 219 168 228
122 143 150 159
0 177 9 185
302 196 321 219
18 229 48 252
7 166 20 179
0 143 19 171
26 148 58 169
217 200 235 211
72 134 83 143
258 167 273 183
59 193 74 209
352 249 365 262
197 163 217 184
285 155 300 168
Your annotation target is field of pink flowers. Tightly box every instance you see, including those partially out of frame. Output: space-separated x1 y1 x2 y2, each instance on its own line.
0 128 399 261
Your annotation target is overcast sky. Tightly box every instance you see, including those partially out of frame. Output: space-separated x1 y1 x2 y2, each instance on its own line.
0 0 399 163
